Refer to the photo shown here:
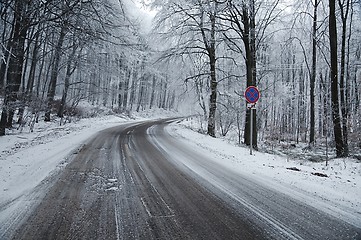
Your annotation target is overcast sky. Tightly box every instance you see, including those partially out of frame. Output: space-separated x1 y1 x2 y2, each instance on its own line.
125 0 157 33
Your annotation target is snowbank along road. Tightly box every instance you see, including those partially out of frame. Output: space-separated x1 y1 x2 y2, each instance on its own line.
6 119 361 239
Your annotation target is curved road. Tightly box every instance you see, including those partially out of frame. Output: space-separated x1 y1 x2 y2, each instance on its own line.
10 119 361 239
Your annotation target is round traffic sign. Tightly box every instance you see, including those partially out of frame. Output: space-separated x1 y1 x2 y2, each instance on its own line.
244 86 260 103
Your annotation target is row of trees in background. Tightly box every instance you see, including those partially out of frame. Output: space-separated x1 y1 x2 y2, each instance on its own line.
150 0 361 157
1 0 360 158
0 0 178 136
83 49 176 113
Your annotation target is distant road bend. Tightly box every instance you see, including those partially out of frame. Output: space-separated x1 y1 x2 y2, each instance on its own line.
9 119 361 239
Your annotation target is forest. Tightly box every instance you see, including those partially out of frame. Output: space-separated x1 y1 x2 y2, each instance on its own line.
1 0 360 159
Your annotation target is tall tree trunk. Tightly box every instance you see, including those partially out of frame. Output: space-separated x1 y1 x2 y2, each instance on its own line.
36 39 47 99
58 44 77 118
57 69 70 118
329 0 345 157
242 0 258 149
0 0 28 135
136 77 144 112
354 65 359 115
17 26 35 125
309 0 319 145
150 75 157 109
319 71 329 137
0 17 14 97
26 31 41 97
117 58 124 110
118 81 123 110
207 51 217 137
45 25 66 121
338 0 351 156
200 5 218 138
129 65 138 111
122 66 131 111
0 43 12 97
161 81 168 109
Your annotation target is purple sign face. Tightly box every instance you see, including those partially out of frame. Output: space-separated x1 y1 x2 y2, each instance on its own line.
244 86 260 103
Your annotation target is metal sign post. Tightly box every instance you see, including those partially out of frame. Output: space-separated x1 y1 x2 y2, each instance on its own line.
250 105 253 155
245 86 260 155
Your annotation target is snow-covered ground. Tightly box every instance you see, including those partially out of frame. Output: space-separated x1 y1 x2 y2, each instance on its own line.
0 111 360 231
0 109 177 206
0 109 177 232
170 119 361 227
0 115 122 204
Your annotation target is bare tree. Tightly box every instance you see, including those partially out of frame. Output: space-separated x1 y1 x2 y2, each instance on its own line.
152 0 225 137
338 0 352 156
221 0 281 148
309 0 320 146
0 0 29 135
329 0 346 157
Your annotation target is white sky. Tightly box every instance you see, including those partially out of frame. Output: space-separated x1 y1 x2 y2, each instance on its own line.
126 0 157 33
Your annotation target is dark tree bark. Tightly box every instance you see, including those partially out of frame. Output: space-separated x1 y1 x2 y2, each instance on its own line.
0 2 13 97
207 48 217 137
200 6 218 137
319 71 329 137
0 0 28 135
309 0 319 145
338 0 351 156
58 44 77 118
45 25 66 121
0 37 13 97
17 24 37 125
26 31 41 97
224 0 258 148
57 67 70 118
329 0 346 157
242 0 258 149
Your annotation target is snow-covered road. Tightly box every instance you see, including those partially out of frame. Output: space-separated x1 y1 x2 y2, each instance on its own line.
0 116 360 239
151 122 361 239
166 121 361 229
